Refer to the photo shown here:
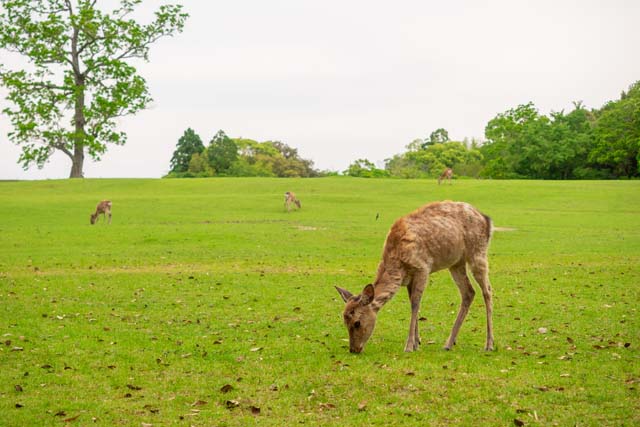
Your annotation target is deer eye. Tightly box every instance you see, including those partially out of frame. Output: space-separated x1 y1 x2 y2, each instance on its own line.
354 321 361 329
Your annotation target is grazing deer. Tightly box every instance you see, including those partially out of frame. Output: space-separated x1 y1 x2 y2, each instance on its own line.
335 201 494 353
438 168 453 185
90 200 112 225
284 191 301 212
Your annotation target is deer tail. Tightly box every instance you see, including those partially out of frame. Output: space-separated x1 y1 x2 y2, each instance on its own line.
482 213 493 241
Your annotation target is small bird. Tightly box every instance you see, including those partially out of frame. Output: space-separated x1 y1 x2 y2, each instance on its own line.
375 213 379 220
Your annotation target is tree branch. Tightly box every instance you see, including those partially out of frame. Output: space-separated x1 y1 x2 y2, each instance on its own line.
53 140 73 160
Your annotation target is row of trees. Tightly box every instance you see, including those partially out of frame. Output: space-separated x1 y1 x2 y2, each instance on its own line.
345 81 640 179
167 129 319 178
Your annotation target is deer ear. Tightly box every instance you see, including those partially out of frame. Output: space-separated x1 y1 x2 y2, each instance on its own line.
335 286 353 303
360 284 375 306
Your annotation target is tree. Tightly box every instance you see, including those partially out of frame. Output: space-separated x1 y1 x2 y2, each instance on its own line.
170 128 204 173
0 0 188 177
424 128 450 147
408 141 481 176
229 138 318 177
344 159 389 178
207 130 237 174
187 151 213 176
547 105 597 179
270 141 318 177
482 103 546 178
482 101 601 179
590 81 640 177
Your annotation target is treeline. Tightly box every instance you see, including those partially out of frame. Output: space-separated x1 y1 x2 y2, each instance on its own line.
348 80 640 179
167 80 639 179
167 130 319 178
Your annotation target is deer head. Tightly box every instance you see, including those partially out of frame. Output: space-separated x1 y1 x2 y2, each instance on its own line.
90 213 98 224
335 284 378 353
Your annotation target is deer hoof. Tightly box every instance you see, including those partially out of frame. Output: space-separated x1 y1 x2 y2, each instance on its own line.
404 342 418 352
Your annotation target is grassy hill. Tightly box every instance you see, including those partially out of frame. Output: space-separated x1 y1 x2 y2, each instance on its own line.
1 177 638 426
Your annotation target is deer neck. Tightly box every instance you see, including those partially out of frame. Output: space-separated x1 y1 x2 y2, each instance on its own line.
370 264 403 312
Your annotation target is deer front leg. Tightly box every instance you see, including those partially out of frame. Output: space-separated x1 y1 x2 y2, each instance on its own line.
404 270 428 352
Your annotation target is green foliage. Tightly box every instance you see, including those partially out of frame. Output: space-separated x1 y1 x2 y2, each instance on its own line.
481 102 601 179
344 159 390 178
169 128 204 173
0 0 188 177
386 141 482 178
167 132 319 178
590 81 640 177
207 130 238 175
0 178 638 426
426 127 450 146
187 151 214 176
269 141 318 177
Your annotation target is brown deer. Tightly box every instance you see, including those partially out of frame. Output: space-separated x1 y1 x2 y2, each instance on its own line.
284 191 301 212
438 168 453 185
90 200 112 225
335 201 494 353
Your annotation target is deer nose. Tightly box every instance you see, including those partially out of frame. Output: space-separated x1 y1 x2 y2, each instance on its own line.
350 347 362 354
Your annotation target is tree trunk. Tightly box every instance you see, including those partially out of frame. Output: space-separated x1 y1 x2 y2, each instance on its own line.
70 26 86 179
69 144 84 178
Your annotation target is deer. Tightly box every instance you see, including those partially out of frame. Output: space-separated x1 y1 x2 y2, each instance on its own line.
90 200 112 225
335 201 494 354
284 191 301 212
438 168 453 185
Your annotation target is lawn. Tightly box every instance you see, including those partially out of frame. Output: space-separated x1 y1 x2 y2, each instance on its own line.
0 177 638 426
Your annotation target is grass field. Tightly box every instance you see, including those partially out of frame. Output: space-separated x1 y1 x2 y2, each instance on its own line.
1 177 638 426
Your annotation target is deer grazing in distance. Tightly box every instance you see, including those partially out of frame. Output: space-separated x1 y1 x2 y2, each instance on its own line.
335 201 494 353
438 168 453 185
284 191 301 212
90 200 112 225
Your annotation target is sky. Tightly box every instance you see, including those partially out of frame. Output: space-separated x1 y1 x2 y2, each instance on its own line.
1 0 639 179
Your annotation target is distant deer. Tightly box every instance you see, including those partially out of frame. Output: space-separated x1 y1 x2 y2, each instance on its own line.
90 200 112 225
438 168 453 185
335 201 494 353
284 191 301 212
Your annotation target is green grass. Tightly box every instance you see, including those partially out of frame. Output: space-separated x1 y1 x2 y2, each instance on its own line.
0 177 638 426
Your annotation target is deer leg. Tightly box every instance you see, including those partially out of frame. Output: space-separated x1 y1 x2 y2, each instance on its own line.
406 283 421 348
445 262 475 350
404 270 428 352
470 256 494 351
107 211 112 224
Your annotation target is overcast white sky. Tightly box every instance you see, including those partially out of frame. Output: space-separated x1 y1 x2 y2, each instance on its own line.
1 0 639 179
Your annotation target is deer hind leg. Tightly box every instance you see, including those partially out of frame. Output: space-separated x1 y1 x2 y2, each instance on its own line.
404 269 428 352
470 254 494 350
107 210 112 224
445 262 475 350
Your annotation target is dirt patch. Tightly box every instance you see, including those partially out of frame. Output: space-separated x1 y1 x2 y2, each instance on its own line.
494 226 517 232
